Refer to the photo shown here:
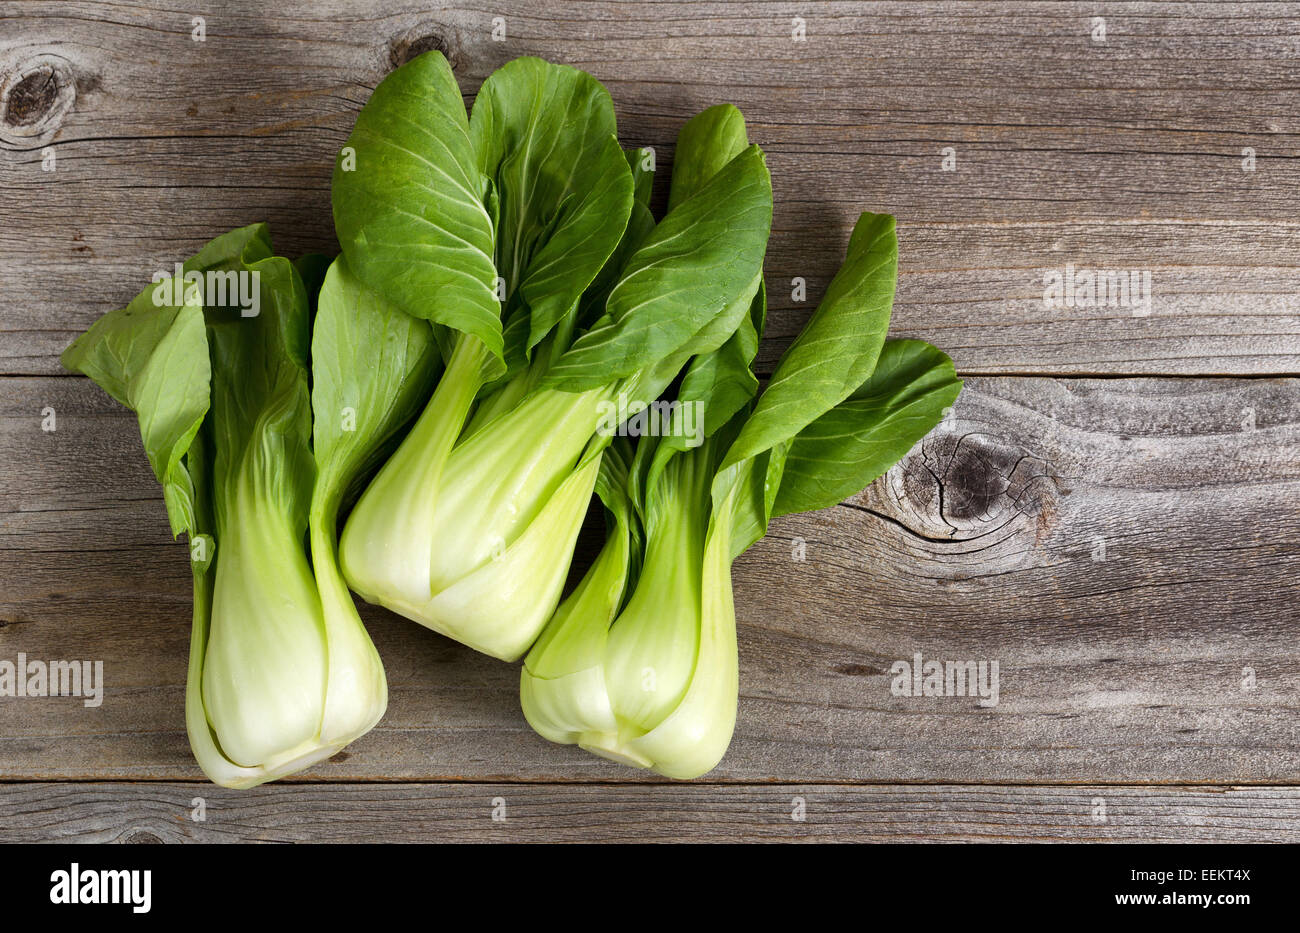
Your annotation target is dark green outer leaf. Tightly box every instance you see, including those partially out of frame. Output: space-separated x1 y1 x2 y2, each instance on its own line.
775 339 961 516
667 104 749 210
188 223 275 272
544 145 772 392
626 105 768 555
710 212 900 558
718 211 898 475
332 51 501 357
612 107 762 437
654 103 761 451
469 56 633 352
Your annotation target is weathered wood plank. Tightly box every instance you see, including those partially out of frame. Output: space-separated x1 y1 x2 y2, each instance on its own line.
3 374 1297 783
3 1 1299 376
1 781 1296 843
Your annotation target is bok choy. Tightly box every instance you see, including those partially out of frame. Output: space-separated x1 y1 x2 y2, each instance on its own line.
62 226 435 787
334 53 772 661
520 109 963 777
61 50 965 787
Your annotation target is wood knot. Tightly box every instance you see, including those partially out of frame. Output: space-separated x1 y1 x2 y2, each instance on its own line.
388 27 463 72
886 428 1060 544
6 70 58 126
1 53 78 146
121 830 163 844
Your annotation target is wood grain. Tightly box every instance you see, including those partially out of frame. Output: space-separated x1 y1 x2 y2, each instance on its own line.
3 374 1297 784
2 1 1298 376
2 0 1299 842
2 781 1297 843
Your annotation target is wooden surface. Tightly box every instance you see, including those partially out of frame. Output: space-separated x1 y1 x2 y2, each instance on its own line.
2 0 1298 842
5 783 1300 843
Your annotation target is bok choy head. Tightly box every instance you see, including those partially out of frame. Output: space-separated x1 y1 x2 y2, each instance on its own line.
61 226 436 787
521 108 964 777
333 54 772 661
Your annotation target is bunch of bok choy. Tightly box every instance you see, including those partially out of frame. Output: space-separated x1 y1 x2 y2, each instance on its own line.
62 49 960 786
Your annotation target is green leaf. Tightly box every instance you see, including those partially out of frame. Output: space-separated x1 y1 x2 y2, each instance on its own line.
62 293 208 539
657 105 762 446
295 252 334 319
544 145 772 392
640 108 765 499
310 255 441 522
469 56 633 352
626 146 655 206
774 339 961 515
719 211 898 474
667 104 749 210
576 199 656 331
332 51 501 357
188 223 275 272
707 212 900 556
58 223 274 537
642 103 764 501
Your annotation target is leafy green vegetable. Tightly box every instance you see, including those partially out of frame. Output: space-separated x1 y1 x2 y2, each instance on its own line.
337 55 773 662
305 256 439 751
331 51 500 355
332 52 636 660
469 56 634 353
63 51 965 788
63 227 434 787
773 338 961 516
521 128 961 776
61 224 270 540
541 145 769 392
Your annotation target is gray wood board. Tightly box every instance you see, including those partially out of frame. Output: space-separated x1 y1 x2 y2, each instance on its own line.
1 781 1296 843
2 1 1298 376
3 374 1297 784
2 0 1299 841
